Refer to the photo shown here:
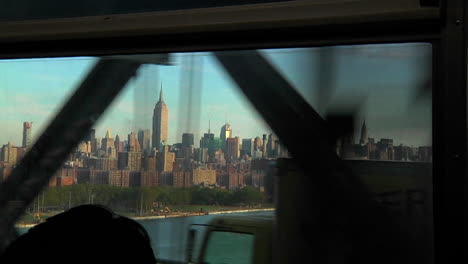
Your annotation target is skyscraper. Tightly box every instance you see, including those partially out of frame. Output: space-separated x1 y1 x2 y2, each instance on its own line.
157 147 175 172
22 122 32 148
85 128 97 153
1 142 18 164
220 123 232 150
101 129 115 157
200 122 215 158
194 148 209 163
242 138 254 157
138 129 151 154
262 134 268 158
152 85 169 150
115 135 124 152
359 120 368 145
267 134 276 157
182 133 194 148
128 132 141 152
225 137 239 163
200 133 214 149
254 137 262 151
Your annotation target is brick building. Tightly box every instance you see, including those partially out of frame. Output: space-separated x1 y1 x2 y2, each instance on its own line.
193 167 216 186
141 171 159 187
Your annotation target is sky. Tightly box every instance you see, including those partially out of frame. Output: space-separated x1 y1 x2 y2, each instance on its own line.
0 42 432 148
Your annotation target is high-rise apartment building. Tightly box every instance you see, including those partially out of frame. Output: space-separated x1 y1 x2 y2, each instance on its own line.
267 134 276 157
141 171 159 187
156 148 175 172
1 143 18 165
128 132 141 152
118 152 142 171
262 134 268 158
85 157 117 171
22 122 32 148
192 167 216 186
194 148 209 163
173 165 192 187
109 170 131 187
242 138 254 157
115 135 124 152
143 155 157 172
152 87 169 150
225 137 239 163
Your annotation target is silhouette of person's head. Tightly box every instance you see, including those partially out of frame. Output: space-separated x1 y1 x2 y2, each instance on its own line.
0 204 157 264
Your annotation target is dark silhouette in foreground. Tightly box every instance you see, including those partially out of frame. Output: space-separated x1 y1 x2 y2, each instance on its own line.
0 204 157 264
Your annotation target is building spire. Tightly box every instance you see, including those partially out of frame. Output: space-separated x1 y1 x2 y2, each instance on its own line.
105 129 112 139
359 119 368 145
208 120 211 134
159 81 164 102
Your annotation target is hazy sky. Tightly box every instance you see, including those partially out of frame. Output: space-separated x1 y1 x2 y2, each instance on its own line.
0 43 432 148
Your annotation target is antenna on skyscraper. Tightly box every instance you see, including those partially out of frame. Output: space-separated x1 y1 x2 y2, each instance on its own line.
208 120 211 134
159 80 164 102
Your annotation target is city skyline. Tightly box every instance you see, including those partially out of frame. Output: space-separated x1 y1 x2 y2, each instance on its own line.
0 43 432 147
2 115 431 152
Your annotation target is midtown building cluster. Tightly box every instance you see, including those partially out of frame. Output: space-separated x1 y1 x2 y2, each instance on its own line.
337 121 432 162
0 88 286 190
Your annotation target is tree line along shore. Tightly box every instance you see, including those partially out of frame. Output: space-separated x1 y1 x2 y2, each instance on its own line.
17 184 272 225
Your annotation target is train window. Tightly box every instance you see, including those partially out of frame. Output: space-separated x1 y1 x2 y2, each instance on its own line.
2 42 432 262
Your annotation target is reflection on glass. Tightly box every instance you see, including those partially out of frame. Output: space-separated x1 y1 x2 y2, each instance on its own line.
203 231 254 264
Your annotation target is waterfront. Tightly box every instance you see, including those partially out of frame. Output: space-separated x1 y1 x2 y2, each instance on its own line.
17 209 274 261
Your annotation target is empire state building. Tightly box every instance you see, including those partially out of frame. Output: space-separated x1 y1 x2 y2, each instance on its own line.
152 86 168 150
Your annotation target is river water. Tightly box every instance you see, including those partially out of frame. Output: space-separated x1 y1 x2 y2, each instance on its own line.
17 210 274 262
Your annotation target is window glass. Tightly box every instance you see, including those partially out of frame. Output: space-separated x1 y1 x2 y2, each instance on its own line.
203 231 255 264
3 42 432 263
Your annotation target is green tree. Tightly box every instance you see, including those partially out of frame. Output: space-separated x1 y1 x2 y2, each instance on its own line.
237 186 265 206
